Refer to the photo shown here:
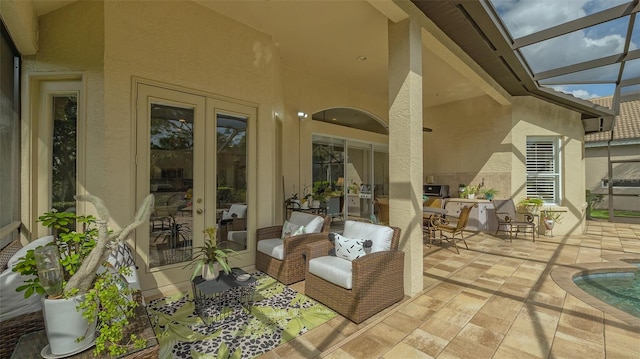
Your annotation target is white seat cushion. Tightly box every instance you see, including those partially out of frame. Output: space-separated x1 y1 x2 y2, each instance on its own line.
257 238 284 260
1 236 54 322
309 256 353 289
227 230 247 246
289 212 324 233
342 221 394 253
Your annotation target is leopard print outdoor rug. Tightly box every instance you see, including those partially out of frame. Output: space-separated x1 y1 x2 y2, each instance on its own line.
147 272 336 359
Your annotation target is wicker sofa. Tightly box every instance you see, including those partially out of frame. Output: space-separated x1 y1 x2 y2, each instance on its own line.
304 221 404 324
255 212 330 285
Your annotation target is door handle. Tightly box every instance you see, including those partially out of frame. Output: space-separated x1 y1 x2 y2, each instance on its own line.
196 209 203 214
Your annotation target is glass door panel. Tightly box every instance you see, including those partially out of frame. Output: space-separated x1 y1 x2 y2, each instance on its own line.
148 104 194 268
216 112 248 251
346 141 372 221
312 136 345 228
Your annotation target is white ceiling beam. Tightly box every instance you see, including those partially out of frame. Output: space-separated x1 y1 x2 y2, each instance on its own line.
512 2 637 49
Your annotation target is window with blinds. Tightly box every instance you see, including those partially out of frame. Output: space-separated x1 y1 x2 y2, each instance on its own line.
526 137 560 204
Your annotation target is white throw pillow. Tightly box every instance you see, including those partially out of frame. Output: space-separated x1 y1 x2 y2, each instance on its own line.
281 220 305 239
334 234 367 261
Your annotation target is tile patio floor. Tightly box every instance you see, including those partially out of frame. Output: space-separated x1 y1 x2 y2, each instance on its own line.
260 220 640 359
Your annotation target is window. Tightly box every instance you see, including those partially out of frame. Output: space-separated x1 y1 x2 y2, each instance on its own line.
0 22 20 248
526 137 560 204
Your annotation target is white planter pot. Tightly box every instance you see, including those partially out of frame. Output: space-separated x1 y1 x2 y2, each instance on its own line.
544 219 555 230
312 200 321 208
43 294 97 356
300 201 309 209
202 262 219 281
467 193 476 199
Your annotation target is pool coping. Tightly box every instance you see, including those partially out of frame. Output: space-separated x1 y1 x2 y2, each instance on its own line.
550 253 640 328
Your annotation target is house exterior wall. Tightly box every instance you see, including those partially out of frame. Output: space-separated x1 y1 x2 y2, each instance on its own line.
423 95 512 197
423 95 586 235
21 0 105 238
511 96 586 235
585 144 640 211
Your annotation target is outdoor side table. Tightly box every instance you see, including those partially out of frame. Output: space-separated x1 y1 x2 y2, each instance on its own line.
191 268 257 326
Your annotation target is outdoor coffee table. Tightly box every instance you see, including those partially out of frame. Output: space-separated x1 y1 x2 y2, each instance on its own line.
191 268 257 326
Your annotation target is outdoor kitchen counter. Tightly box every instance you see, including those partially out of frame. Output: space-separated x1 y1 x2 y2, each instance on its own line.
443 198 497 232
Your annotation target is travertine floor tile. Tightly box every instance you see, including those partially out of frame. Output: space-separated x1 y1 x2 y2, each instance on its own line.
266 223 640 359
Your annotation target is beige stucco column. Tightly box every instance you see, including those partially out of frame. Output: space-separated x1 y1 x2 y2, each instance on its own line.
388 18 423 296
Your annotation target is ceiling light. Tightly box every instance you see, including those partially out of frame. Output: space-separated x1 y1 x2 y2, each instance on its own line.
357 56 367 61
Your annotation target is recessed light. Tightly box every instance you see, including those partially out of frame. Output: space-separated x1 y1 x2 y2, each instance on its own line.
357 56 367 61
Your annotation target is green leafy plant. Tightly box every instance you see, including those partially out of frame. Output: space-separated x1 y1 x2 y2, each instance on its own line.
462 185 479 197
541 209 563 224
517 197 544 213
12 194 154 356
480 188 498 200
74 267 147 356
13 212 98 298
183 227 238 280
586 190 604 219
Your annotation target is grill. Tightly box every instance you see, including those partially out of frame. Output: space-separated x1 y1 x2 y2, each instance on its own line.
423 184 449 198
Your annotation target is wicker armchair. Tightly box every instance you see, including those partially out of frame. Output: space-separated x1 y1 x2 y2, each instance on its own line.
255 212 330 285
304 221 404 324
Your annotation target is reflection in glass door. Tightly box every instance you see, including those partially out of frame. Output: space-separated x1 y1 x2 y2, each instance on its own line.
215 113 247 251
148 104 194 268
312 136 345 228
346 141 373 221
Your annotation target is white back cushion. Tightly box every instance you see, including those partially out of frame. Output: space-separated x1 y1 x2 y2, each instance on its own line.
342 221 394 253
223 204 247 220
289 212 324 233
1 236 54 322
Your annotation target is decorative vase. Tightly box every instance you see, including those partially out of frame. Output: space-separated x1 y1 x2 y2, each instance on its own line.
43 294 97 356
544 219 555 230
202 262 219 281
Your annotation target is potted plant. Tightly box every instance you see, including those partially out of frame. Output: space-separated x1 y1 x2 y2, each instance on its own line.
541 209 563 230
183 226 237 280
13 194 154 357
517 197 544 214
462 185 479 199
480 188 498 201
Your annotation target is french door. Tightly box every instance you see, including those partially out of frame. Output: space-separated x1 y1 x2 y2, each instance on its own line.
135 83 254 291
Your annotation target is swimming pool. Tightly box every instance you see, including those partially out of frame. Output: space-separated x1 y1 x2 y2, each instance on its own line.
573 266 640 319
550 254 640 327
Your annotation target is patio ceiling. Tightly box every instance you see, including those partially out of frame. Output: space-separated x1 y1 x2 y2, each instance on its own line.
29 0 634 134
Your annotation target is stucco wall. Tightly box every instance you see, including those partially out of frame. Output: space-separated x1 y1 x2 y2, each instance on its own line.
282 66 389 213
423 95 586 235
21 0 105 237
586 144 640 211
102 1 281 230
511 96 585 235
423 95 512 198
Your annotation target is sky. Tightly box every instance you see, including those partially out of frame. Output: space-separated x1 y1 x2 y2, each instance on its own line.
489 0 636 102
